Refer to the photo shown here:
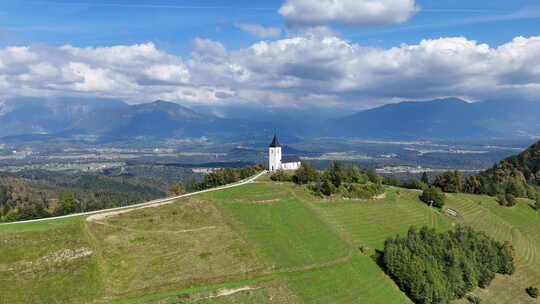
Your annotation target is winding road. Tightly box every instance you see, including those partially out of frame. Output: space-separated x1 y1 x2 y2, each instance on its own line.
0 170 267 226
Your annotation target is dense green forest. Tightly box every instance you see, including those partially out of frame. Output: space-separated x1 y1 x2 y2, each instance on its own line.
383 226 515 304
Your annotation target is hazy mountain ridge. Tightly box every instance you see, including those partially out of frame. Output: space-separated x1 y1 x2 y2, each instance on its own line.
1 97 539 142
330 98 540 139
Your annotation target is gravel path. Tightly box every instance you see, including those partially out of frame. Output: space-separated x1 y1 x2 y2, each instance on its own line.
0 171 267 226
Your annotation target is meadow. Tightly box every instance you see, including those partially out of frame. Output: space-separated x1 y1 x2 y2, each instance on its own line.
1 175 540 303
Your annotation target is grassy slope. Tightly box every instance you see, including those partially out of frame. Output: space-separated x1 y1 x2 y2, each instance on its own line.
0 217 104 304
2 177 540 304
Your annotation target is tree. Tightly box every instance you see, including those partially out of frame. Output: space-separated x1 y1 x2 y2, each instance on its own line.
168 181 185 196
293 162 319 185
56 191 78 215
505 193 517 207
420 186 446 208
434 171 464 193
320 179 335 196
328 161 345 188
345 165 367 184
421 172 429 184
365 168 381 184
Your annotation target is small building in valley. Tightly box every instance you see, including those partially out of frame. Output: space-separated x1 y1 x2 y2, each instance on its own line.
268 135 301 171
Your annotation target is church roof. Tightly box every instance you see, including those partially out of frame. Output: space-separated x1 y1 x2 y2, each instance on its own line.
282 155 301 163
269 135 281 148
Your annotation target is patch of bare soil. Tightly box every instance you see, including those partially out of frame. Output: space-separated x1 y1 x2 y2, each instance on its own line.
196 286 259 301
373 193 386 200
253 199 281 204
3 248 93 271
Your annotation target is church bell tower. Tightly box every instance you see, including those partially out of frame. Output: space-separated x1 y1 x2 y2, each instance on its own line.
268 135 282 171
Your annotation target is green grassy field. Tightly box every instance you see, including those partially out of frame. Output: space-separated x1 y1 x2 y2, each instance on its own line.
2 176 540 304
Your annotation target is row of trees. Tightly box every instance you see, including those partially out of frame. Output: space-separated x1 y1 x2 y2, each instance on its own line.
383 226 515 304
188 164 264 191
271 162 385 199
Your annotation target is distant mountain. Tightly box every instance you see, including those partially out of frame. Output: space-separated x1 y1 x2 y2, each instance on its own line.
0 97 128 137
0 98 275 142
2 97 540 142
329 98 540 139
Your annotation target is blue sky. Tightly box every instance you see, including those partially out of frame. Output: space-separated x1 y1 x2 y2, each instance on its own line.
2 0 539 52
1 0 540 109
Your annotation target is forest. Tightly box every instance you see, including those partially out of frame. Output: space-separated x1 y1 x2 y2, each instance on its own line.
383 226 515 304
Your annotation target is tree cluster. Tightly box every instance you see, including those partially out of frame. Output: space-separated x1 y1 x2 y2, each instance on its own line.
420 186 446 208
270 161 385 199
383 226 515 304
188 164 264 191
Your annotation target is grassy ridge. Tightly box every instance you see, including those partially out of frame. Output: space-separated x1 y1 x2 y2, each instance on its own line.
3 177 540 303
214 183 350 269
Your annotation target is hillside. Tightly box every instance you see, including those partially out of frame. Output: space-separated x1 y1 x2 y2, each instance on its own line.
2 175 540 303
481 140 540 186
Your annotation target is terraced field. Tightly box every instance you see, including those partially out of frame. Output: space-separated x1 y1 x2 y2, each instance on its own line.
2 175 540 304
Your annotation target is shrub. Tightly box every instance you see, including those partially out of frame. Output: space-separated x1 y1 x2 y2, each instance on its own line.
420 186 446 208
497 193 517 207
526 286 539 298
292 162 319 185
346 183 385 199
270 170 292 182
403 178 427 190
466 295 482 304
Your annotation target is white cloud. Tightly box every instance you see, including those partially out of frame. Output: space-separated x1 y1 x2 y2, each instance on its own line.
235 23 282 38
1 35 540 108
279 0 419 27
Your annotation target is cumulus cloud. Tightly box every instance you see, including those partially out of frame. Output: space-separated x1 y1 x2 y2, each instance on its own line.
235 23 282 38
1 35 540 108
279 0 419 27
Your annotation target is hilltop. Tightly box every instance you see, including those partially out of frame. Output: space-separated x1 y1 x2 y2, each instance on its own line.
2 172 540 304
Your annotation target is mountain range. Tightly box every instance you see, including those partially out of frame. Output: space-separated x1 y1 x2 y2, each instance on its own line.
1 97 539 142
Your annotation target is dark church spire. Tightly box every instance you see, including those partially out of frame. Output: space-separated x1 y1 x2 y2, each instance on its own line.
269 134 281 148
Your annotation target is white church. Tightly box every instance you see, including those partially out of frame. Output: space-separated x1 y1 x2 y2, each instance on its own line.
268 135 301 171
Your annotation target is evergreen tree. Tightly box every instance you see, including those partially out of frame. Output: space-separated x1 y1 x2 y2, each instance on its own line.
421 172 429 184
328 161 345 188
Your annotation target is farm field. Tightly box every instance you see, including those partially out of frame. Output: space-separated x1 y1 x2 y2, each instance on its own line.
1 174 540 304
